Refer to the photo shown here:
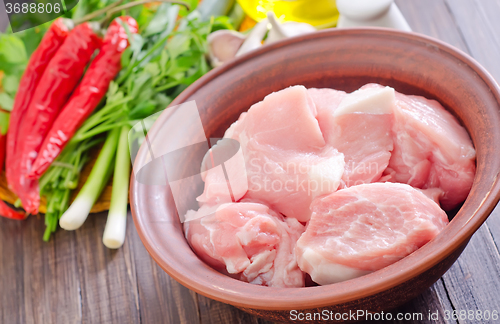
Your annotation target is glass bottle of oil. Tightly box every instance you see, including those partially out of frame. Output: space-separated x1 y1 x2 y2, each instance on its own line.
237 0 339 28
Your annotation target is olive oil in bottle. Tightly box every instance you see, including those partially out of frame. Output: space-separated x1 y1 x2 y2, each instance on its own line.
237 0 339 28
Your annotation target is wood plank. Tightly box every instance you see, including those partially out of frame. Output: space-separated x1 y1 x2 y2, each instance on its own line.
197 295 273 324
443 0 500 81
386 279 457 324
440 225 500 319
0 215 82 324
129 213 201 324
75 212 140 324
395 0 468 52
0 218 27 324
484 202 500 253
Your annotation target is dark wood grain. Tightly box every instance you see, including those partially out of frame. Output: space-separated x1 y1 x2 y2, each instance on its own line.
0 215 82 324
75 213 140 324
442 225 500 312
384 279 457 324
0 218 27 324
198 295 265 324
396 0 468 53
2 1 500 324
442 0 500 81
23 221 81 324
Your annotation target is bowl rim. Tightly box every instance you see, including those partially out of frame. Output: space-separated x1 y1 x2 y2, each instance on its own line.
131 27 500 310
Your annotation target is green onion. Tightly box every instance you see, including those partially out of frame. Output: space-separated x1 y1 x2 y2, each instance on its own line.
102 124 131 248
59 128 120 230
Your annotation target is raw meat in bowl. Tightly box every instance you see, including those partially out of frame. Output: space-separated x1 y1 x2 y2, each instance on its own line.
199 85 345 222
184 201 305 288
363 84 476 210
295 183 449 285
184 83 475 288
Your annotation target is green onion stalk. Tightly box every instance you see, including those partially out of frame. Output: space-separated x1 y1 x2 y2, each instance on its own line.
40 137 104 241
102 124 131 248
58 127 120 231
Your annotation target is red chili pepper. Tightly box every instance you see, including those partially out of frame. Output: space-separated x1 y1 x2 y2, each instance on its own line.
0 200 27 220
11 22 102 215
29 17 139 179
5 18 70 196
0 132 27 220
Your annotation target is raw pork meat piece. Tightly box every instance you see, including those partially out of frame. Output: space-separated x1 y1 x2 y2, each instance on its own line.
241 144 344 222
199 86 345 222
307 88 346 141
309 86 395 187
362 84 476 210
184 201 305 288
296 183 448 285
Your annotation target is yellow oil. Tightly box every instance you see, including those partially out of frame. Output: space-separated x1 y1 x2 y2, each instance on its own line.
237 0 339 28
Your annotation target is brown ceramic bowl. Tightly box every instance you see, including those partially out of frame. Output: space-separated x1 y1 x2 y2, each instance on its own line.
130 28 500 322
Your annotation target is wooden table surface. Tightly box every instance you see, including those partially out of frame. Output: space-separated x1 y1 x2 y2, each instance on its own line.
2 1 500 323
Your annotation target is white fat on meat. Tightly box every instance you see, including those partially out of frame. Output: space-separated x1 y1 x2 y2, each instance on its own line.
333 86 395 116
184 202 305 288
296 183 448 285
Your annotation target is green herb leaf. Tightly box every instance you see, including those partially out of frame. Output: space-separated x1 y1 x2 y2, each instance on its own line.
167 34 191 60
144 62 161 78
128 100 157 119
0 92 14 111
212 16 235 31
0 34 28 64
16 25 49 56
2 74 20 95
0 111 10 135
144 4 175 37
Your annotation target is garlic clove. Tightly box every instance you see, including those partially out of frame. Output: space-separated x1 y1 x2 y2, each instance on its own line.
236 18 269 57
207 30 246 67
265 11 316 45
